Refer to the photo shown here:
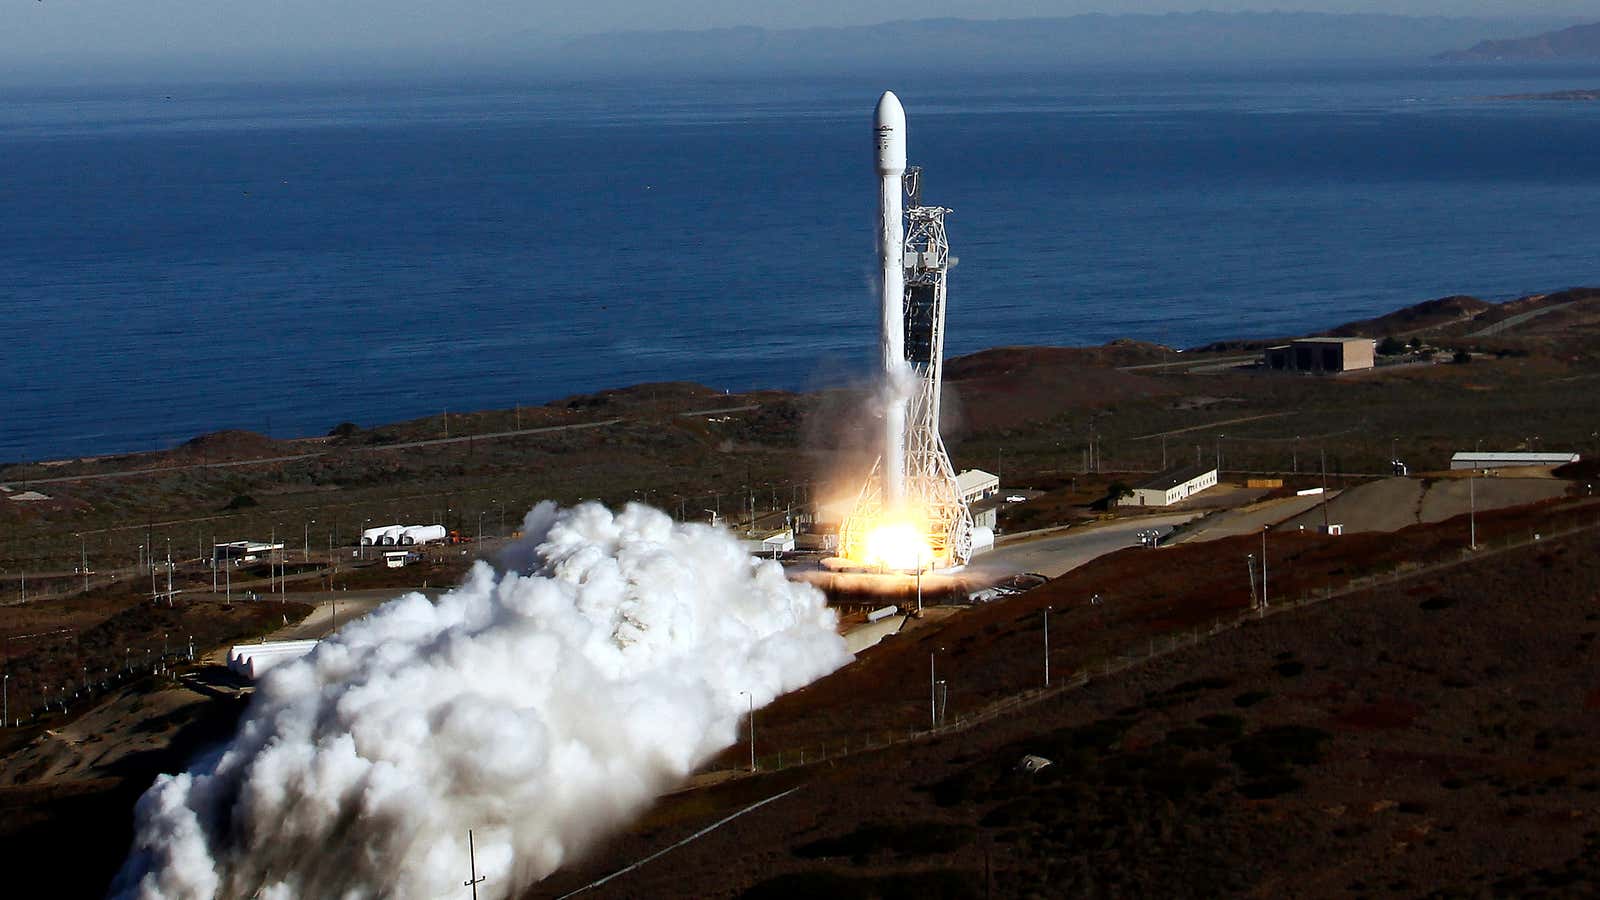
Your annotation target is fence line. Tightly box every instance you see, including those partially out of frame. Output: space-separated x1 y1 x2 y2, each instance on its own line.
698 511 1600 782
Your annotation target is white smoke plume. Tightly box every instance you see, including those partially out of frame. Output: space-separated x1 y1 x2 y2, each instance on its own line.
112 501 851 899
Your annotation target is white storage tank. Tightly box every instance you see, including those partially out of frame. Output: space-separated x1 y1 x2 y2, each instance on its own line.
399 524 447 545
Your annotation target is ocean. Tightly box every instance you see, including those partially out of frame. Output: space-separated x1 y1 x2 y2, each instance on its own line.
5 63 1600 462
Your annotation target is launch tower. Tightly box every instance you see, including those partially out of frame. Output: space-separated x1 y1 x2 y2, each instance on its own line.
839 93 974 571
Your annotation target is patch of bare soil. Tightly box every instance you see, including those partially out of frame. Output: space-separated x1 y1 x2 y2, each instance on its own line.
945 347 1173 432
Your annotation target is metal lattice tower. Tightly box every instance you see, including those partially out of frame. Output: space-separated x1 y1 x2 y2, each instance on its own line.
840 168 974 569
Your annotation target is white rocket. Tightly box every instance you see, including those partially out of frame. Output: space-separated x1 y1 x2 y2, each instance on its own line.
875 90 909 505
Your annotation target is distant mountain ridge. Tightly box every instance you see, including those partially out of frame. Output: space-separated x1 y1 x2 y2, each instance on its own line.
542 12 1581 72
1439 21 1600 61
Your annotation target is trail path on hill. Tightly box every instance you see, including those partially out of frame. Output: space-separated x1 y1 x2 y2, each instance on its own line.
1 404 758 488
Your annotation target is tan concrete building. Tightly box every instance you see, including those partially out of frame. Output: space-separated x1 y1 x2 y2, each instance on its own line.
1264 337 1375 374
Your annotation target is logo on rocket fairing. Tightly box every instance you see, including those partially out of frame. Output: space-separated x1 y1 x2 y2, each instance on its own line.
877 124 895 150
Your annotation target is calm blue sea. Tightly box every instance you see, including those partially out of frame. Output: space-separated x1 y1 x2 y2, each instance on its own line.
5 63 1600 462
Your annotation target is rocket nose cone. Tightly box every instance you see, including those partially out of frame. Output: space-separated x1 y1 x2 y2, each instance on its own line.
874 91 906 173
874 91 905 129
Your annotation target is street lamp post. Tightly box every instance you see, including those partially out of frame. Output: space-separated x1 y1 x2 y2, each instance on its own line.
1043 606 1051 688
1261 526 1268 610
741 691 756 773
1246 553 1258 610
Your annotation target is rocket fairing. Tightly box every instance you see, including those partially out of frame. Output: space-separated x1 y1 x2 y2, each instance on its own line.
875 91 909 505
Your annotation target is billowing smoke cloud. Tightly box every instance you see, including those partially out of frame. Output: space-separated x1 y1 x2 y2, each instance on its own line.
112 501 850 899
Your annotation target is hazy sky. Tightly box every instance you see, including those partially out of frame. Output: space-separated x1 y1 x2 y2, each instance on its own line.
8 2 1600 74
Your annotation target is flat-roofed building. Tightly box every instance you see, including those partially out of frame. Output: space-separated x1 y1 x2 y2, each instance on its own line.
213 541 285 564
1451 451 1579 470
739 529 795 556
1118 465 1219 507
1264 337 1375 374
956 469 1000 504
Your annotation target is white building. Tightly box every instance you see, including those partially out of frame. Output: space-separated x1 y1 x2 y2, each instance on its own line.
739 529 795 556
213 541 285 564
1118 465 1219 507
1451 451 1579 470
956 469 1000 504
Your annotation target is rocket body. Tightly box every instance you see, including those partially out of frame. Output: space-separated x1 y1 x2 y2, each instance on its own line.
875 91 908 506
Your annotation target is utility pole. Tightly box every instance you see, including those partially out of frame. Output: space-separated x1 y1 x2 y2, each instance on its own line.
1320 448 1330 531
80 534 88 593
463 830 484 900
1470 470 1478 550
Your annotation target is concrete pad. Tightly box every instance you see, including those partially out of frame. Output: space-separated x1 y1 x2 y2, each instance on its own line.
1419 478 1569 524
1278 477 1423 534
1179 493 1337 542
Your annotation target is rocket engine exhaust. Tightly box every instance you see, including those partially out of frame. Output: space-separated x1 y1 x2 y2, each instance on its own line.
111 502 851 899
836 91 977 574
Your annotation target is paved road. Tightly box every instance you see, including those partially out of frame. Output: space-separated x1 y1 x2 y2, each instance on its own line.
972 512 1202 579
1469 303 1570 337
1116 354 1259 373
1129 412 1294 441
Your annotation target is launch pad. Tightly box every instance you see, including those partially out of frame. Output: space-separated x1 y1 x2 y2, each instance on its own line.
837 93 975 573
